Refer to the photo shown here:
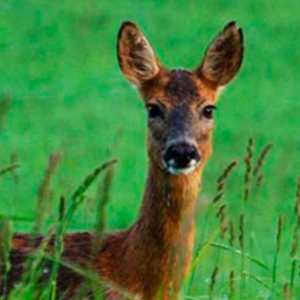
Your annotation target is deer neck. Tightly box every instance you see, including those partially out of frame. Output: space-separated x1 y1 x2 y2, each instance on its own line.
130 161 202 276
139 162 201 231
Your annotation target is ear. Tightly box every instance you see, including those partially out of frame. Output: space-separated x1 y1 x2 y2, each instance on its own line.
196 21 244 87
117 22 162 86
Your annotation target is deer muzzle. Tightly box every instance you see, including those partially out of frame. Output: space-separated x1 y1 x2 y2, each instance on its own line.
163 141 201 175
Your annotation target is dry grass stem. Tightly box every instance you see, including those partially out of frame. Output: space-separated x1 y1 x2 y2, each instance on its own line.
283 282 292 300
0 164 20 178
272 216 282 294
294 177 300 217
59 196 66 222
290 217 300 290
0 94 11 132
94 163 115 252
244 137 254 202
276 216 282 252
229 220 235 247
10 152 19 184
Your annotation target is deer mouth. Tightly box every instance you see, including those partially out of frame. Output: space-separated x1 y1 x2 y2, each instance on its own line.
164 158 199 175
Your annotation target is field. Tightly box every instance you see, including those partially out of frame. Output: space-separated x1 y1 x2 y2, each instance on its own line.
0 0 300 299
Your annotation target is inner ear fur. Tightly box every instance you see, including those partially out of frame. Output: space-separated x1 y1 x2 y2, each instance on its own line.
117 22 162 86
196 21 244 87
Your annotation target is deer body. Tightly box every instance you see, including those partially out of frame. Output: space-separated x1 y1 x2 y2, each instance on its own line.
4 21 244 300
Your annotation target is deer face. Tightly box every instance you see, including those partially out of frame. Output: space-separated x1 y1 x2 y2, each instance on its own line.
117 22 243 175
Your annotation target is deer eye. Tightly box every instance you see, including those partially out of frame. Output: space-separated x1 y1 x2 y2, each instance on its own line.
202 105 216 119
147 104 164 119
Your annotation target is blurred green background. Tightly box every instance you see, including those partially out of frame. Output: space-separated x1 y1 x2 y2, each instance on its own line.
0 0 300 234
1 0 300 297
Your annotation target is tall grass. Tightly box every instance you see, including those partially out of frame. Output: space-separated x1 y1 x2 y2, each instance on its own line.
0 159 117 299
0 218 12 296
34 153 61 233
1 137 300 299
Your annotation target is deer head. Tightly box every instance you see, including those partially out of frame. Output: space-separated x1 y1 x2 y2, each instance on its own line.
117 21 243 176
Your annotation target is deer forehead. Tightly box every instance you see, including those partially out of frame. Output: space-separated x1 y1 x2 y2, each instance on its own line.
141 69 217 106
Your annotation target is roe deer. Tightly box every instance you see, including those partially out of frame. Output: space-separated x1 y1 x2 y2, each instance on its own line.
3 21 243 299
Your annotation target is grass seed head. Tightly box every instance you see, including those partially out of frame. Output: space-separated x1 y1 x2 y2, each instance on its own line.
0 94 11 133
294 177 300 217
59 196 66 222
283 283 292 300
276 216 282 252
209 266 219 293
229 270 235 299
253 143 273 177
239 214 245 250
213 161 238 203
216 205 227 239
229 220 235 247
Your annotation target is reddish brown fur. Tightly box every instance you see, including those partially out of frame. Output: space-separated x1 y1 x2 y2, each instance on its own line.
2 21 244 300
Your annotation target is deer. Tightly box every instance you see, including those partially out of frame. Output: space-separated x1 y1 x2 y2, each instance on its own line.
2 21 243 300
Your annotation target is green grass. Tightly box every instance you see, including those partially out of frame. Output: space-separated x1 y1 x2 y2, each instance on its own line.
0 0 300 298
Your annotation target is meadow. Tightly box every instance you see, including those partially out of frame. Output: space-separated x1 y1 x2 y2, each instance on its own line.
0 0 300 299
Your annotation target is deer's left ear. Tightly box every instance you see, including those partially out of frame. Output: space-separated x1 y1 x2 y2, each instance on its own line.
117 22 162 86
196 21 244 87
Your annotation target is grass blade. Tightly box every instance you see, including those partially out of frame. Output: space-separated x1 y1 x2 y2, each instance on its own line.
0 164 20 178
210 243 271 272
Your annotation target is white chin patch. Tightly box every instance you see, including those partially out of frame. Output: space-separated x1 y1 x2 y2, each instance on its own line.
166 160 198 175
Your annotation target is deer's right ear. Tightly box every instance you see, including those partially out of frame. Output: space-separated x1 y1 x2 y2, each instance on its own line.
196 21 244 88
117 22 162 86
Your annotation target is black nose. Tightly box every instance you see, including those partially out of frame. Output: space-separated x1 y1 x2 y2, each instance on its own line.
164 143 200 169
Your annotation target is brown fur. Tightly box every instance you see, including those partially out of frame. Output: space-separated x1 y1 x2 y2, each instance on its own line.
2 21 244 299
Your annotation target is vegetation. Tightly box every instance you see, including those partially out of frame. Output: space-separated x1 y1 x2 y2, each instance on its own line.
0 0 300 298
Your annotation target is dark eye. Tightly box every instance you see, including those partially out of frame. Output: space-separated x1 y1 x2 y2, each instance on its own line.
202 105 216 119
147 104 164 119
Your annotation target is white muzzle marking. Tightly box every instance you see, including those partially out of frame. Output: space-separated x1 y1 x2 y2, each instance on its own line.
165 159 199 175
